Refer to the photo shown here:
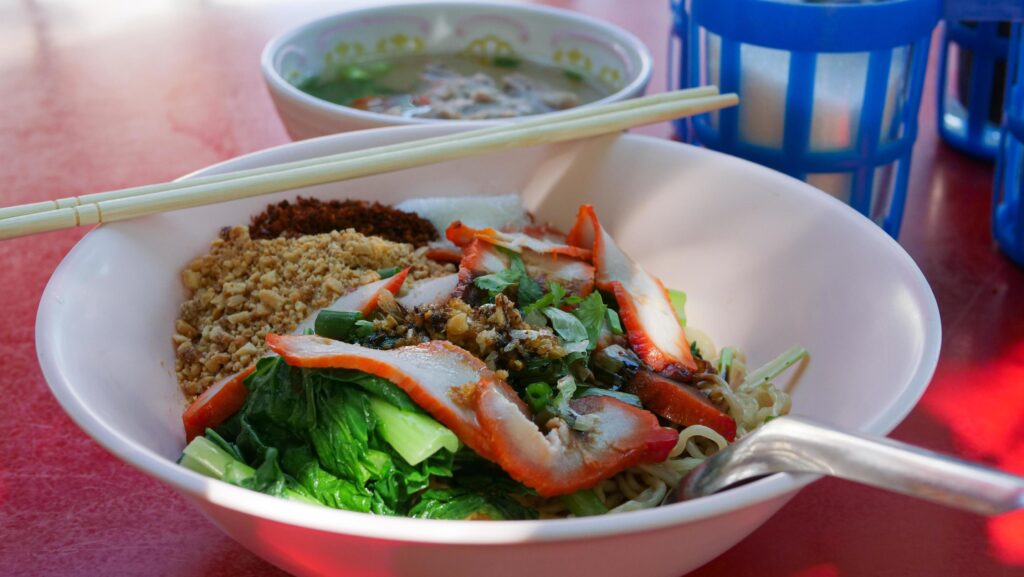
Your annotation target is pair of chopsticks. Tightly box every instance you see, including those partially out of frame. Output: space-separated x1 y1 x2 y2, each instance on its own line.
0 87 736 240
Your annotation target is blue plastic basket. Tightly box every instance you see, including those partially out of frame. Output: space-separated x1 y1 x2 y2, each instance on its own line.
994 23 1024 266
938 20 1011 159
669 0 941 238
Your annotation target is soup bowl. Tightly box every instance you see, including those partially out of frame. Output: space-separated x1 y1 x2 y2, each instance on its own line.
36 124 940 577
261 2 653 140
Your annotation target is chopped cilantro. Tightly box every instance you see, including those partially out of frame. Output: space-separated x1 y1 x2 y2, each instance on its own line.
572 292 607 351
543 307 589 344
472 251 541 307
472 267 520 296
523 283 566 314
517 275 544 309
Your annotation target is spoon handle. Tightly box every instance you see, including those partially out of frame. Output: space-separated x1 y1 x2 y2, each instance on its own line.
680 416 1024 515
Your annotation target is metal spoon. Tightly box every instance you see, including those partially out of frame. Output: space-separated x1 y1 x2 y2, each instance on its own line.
669 415 1024 515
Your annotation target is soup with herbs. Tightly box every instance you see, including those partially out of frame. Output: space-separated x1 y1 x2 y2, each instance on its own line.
297 54 608 120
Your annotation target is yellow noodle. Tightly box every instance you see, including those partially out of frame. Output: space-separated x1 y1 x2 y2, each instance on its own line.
550 340 793 517
609 481 667 514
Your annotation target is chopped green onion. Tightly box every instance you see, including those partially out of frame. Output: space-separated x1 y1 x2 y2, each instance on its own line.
314 310 363 341
377 266 401 279
353 319 376 339
525 382 553 412
561 488 609 517
742 345 808 389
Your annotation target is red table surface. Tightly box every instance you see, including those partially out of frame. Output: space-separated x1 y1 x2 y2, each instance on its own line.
1 1 1022 576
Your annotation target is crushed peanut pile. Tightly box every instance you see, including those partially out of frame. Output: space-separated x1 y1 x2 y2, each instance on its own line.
174 226 454 398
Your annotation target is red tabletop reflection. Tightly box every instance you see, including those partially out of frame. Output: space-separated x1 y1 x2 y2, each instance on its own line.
1 1 1022 576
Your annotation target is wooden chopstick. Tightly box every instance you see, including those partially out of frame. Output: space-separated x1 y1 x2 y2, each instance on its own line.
0 86 719 222
0 89 737 240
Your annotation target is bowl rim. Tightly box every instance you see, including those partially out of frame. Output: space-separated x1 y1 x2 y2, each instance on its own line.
259 0 654 127
35 124 941 545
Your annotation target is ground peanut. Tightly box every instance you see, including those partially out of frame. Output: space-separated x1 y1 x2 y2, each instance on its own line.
174 226 453 398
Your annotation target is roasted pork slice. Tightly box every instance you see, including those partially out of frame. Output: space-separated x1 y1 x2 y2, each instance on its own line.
293 268 410 334
455 238 594 297
267 334 501 459
626 370 737 441
265 334 677 496
446 221 592 260
567 205 697 374
397 273 459 309
475 382 678 496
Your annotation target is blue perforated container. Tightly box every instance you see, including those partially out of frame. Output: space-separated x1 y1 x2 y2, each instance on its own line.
994 23 1024 266
938 21 1011 159
669 0 941 237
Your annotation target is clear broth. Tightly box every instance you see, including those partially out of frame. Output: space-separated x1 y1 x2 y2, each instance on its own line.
298 53 608 120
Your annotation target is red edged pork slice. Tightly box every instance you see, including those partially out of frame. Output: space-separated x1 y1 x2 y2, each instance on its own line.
455 238 595 298
423 241 464 264
567 205 697 374
521 224 568 243
521 250 595 297
454 239 508 296
182 365 256 442
292 268 410 334
398 273 459 309
265 334 499 459
626 370 737 441
446 221 592 260
265 334 677 496
475 381 678 497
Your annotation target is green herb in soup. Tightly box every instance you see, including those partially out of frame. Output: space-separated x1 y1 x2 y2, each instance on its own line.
296 54 607 120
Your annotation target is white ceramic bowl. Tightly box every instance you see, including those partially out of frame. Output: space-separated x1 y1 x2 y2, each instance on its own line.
261 2 652 140
36 125 940 577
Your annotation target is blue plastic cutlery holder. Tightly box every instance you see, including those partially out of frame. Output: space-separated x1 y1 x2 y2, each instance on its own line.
994 24 1024 266
670 0 941 238
938 20 1010 159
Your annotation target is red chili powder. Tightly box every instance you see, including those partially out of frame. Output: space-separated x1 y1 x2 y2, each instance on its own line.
249 197 438 247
